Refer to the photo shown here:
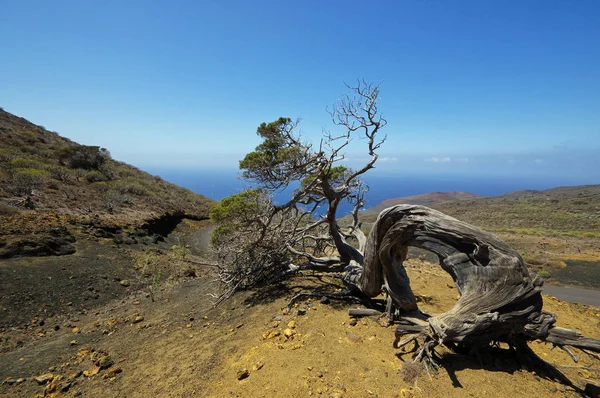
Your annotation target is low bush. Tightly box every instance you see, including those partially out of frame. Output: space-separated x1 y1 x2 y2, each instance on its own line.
57 145 111 170
6 168 51 195
84 170 108 183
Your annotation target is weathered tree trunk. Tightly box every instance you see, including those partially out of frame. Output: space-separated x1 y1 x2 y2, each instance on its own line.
343 204 600 364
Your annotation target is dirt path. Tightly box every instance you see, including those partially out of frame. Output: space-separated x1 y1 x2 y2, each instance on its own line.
544 284 600 307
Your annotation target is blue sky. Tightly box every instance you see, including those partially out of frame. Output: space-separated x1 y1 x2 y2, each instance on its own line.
1 0 599 182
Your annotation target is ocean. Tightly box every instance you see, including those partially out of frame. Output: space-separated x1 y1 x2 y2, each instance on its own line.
149 168 595 216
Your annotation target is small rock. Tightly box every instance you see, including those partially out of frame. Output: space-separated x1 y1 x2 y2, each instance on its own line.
72 327 80 334
120 280 131 287
349 319 358 326
252 362 264 371
263 330 280 339
54 325 60 331
288 320 296 329
132 315 144 324
70 340 78 346
283 328 295 339
34 373 54 385
236 368 250 380
345 330 362 343
316 371 323 378
68 370 83 380
297 308 307 316
273 315 283 321
37 319 45 327
320 296 330 304
4 379 18 385
97 355 114 370
45 382 57 394
104 366 122 378
60 382 73 392
83 366 100 377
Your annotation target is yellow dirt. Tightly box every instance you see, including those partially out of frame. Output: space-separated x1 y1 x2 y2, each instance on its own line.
3 260 599 398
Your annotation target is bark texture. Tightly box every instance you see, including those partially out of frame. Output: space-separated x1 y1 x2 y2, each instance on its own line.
343 204 600 359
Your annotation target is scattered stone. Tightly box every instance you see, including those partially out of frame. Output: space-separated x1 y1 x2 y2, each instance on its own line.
345 330 362 343
70 340 78 346
34 373 54 385
252 362 264 371
133 301 141 305
4 379 18 385
287 320 296 329
68 370 83 380
44 382 57 394
37 319 45 327
83 366 100 377
120 280 131 287
349 319 358 326
273 315 283 321
236 368 250 380
72 327 80 334
133 315 144 324
297 308 307 316
263 330 280 339
59 381 72 392
316 371 324 378
320 296 330 304
236 323 244 329
103 366 122 378
283 328 295 339
97 355 114 370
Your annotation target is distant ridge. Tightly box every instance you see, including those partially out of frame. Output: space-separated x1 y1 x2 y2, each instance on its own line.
362 191 483 216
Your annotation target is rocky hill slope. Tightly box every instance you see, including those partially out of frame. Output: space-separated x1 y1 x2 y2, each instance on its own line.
0 108 214 258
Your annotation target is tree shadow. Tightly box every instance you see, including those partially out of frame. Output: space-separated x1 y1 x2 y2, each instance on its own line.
242 273 385 312
400 343 587 394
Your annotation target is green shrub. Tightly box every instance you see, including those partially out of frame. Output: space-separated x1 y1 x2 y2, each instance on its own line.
47 166 76 183
84 170 108 183
57 145 111 170
113 178 151 196
537 269 551 279
7 168 51 195
7 158 46 170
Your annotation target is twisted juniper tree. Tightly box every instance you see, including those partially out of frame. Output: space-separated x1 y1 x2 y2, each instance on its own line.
210 80 386 302
210 82 600 383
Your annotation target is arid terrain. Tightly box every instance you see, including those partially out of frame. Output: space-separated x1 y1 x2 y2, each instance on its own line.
1 110 600 397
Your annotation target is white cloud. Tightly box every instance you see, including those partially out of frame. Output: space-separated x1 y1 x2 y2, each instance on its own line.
425 157 468 163
379 157 398 162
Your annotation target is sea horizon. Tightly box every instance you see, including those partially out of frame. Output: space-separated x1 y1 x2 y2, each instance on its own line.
146 167 599 216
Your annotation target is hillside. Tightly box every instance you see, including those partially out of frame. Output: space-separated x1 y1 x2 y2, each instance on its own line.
433 185 600 237
361 191 483 217
0 108 214 257
359 185 600 283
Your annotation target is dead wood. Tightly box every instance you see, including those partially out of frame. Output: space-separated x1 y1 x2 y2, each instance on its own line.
343 204 600 367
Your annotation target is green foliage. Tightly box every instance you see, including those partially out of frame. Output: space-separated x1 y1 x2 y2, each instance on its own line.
8 168 51 195
57 145 111 170
537 269 551 279
47 166 77 183
210 189 265 223
239 118 310 188
84 170 109 183
7 158 46 170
